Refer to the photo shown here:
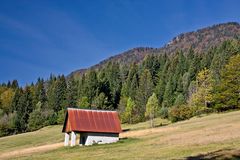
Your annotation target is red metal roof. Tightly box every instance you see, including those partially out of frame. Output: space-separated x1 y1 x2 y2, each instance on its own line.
62 108 122 133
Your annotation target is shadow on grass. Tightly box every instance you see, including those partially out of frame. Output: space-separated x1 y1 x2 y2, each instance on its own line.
122 128 131 132
154 123 168 128
66 137 139 150
183 149 240 160
122 122 169 132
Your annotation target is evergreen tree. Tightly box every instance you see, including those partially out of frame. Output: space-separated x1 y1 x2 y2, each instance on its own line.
174 93 185 106
176 75 183 93
163 77 175 107
15 86 34 132
129 74 138 100
142 55 160 85
11 80 19 90
182 72 191 97
47 74 57 111
213 54 240 111
136 69 154 121
105 62 122 109
122 64 138 97
50 75 67 112
11 88 22 112
66 75 78 108
188 55 201 80
175 51 187 76
77 74 86 98
92 92 108 109
34 78 47 106
118 96 128 121
85 70 98 106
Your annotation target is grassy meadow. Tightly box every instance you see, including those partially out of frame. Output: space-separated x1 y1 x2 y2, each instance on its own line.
1 111 240 160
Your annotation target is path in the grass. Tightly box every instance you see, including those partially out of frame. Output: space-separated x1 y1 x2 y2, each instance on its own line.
0 142 63 160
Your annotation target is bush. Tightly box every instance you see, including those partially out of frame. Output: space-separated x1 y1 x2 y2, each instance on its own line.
57 109 65 124
0 109 4 117
159 107 168 119
194 106 213 116
168 105 193 122
0 112 17 136
45 111 58 125
28 110 44 131
28 109 57 131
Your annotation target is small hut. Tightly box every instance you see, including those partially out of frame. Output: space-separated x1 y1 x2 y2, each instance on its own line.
62 108 122 146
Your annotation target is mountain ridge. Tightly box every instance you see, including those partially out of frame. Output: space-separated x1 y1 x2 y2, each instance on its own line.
70 22 240 77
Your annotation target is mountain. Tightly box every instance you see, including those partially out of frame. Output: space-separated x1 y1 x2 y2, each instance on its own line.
159 22 240 54
70 22 240 77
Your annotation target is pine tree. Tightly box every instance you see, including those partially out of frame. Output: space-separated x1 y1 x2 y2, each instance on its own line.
174 93 185 106
15 86 34 132
129 74 138 100
105 62 122 109
66 75 78 108
11 88 22 112
11 80 19 90
182 72 191 97
142 55 160 85
85 70 98 106
34 78 47 107
136 69 154 121
77 74 86 98
155 79 165 104
92 92 108 109
213 54 240 111
50 75 67 112
162 77 174 107
123 64 138 97
188 55 201 80
47 76 56 111
175 51 187 76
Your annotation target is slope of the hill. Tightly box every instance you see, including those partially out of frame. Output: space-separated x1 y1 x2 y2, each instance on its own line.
70 22 240 77
1 111 240 160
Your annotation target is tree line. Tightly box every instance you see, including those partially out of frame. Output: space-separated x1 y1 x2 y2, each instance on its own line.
0 39 239 136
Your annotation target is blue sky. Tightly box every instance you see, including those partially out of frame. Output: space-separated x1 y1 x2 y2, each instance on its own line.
0 0 239 86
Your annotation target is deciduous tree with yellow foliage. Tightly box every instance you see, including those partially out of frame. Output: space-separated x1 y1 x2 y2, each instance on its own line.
189 68 214 109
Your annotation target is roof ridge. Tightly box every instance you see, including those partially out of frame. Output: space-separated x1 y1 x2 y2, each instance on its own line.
67 108 117 112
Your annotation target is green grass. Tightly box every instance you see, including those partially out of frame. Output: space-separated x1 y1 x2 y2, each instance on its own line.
0 125 63 153
121 117 170 131
0 117 168 154
1 111 240 160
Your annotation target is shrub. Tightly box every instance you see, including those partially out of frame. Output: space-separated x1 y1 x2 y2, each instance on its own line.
57 109 65 124
194 106 213 116
159 107 168 119
28 109 57 131
28 109 44 131
168 105 193 122
0 112 17 136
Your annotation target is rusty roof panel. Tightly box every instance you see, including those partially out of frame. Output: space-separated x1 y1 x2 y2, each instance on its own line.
62 108 122 133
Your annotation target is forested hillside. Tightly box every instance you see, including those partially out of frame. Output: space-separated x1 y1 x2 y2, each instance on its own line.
0 22 240 137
